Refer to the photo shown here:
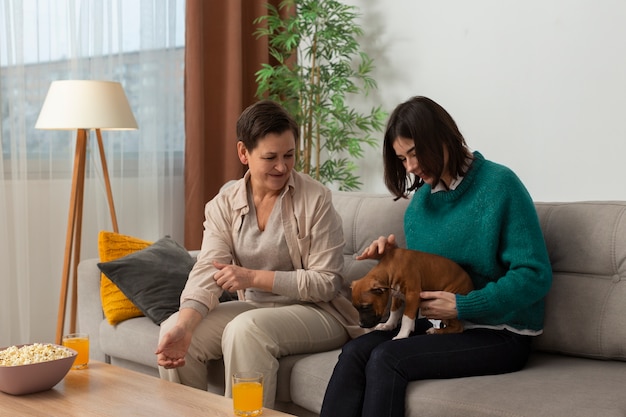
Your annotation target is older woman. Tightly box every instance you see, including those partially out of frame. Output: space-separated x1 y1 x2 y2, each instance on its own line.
156 100 359 408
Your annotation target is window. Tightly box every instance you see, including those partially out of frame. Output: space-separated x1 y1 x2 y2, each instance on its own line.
1 0 185 177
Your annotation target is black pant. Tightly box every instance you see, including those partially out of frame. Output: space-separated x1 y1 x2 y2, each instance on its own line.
320 319 531 417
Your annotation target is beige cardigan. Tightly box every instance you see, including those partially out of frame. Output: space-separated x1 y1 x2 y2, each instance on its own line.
180 170 363 338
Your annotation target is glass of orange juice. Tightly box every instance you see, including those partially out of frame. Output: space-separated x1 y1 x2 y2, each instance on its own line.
62 333 89 369
232 371 263 416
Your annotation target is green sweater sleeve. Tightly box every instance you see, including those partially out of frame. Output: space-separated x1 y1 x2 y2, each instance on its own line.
459 172 552 329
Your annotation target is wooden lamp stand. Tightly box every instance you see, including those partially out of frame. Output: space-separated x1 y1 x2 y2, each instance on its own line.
55 128 120 344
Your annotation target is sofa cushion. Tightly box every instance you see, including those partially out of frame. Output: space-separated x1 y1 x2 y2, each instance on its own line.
533 202 626 360
331 192 409 295
98 231 152 324
99 316 161 368
404 353 626 417
290 351 626 416
98 236 195 325
289 350 340 413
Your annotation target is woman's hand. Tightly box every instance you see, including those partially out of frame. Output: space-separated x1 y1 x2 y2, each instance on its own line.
213 261 255 292
155 308 201 369
356 234 398 260
155 324 192 369
420 291 458 320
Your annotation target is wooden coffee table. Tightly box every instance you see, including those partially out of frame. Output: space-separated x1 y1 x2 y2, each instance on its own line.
0 361 294 416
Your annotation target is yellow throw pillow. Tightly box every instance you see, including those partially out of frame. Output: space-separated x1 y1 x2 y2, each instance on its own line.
98 231 152 325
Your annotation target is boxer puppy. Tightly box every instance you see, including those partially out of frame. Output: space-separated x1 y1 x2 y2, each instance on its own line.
351 246 474 340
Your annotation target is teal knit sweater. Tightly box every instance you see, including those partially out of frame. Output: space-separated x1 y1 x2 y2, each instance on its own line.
405 152 552 332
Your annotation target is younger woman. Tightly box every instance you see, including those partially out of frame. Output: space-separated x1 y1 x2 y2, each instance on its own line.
320 96 552 417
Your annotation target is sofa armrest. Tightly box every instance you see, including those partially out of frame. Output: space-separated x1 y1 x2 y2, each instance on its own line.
77 258 107 362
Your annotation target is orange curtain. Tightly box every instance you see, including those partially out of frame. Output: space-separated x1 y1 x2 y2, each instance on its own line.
184 0 283 249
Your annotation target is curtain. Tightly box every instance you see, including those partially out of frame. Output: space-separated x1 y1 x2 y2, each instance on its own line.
184 0 284 249
0 0 185 347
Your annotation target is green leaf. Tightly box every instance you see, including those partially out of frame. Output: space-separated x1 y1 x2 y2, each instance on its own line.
253 0 388 190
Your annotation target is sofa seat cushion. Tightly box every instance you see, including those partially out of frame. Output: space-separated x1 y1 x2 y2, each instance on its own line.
406 353 626 417
289 350 340 413
275 354 310 403
290 351 626 416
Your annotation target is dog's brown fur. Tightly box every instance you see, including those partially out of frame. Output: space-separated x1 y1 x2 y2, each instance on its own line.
351 246 474 339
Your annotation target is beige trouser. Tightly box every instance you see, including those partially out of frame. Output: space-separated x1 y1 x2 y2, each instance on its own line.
158 300 349 408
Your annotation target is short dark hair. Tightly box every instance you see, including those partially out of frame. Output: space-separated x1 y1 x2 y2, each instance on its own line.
383 96 472 198
236 100 299 151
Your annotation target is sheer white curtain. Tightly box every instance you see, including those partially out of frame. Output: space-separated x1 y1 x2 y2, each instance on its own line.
0 0 185 347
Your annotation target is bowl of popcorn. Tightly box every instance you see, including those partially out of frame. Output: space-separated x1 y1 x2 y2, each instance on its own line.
0 343 77 395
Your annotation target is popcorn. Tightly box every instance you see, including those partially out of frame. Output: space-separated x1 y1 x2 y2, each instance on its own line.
0 343 74 366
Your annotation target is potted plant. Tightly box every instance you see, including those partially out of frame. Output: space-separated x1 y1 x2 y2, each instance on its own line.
254 0 387 191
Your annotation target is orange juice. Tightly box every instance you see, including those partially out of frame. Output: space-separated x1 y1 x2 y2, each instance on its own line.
232 372 263 416
62 333 89 369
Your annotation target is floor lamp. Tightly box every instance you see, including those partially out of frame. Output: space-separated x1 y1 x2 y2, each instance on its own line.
35 80 138 344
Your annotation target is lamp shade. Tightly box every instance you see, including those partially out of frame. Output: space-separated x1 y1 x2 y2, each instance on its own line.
35 80 138 130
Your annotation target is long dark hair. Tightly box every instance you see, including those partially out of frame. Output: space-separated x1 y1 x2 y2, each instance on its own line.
383 96 472 199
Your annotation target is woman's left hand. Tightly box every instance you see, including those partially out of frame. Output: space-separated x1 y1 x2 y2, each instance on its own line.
420 291 458 320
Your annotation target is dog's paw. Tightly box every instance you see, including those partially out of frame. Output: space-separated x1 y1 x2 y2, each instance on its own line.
374 323 396 331
426 327 437 335
392 332 410 340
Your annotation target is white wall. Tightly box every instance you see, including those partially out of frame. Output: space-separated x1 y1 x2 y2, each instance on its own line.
345 0 626 202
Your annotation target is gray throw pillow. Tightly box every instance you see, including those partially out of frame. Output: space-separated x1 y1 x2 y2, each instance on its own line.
97 236 194 325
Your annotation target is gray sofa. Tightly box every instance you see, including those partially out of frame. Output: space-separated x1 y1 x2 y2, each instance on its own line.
78 191 626 417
